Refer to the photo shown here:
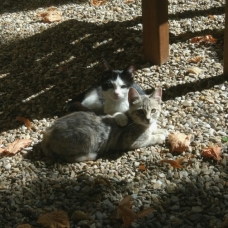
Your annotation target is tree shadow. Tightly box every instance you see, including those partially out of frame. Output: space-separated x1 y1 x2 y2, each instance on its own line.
0 5 226 134
1 154 227 227
0 0 88 14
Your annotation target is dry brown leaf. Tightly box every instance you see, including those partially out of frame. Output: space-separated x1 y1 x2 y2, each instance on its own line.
117 196 155 227
222 216 228 228
168 132 192 152
38 7 62 23
125 0 135 3
187 66 203 75
4 139 32 155
209 15 215 20
119 195 133 208
118 205 136 227
90 0 107 6
16 116 32 130
190 35 216 44
160 159 183 168
136 207 155 219
138 163 147 171
16 224 32 228
201 145 221 160
94 175 112 188
71 210 88 221
37 210 70 228
187 56 202 63
0 148 5 154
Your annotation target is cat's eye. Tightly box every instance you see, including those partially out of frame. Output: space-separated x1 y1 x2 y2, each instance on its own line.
121 85 127 89
151 109 156 113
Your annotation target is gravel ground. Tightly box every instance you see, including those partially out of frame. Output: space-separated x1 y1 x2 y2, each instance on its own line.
0 0 228 227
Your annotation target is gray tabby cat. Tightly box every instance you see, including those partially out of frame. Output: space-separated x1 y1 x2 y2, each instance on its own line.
41 87 168 163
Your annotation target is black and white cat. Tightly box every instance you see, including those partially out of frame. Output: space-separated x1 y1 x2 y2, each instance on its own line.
68 61 145 118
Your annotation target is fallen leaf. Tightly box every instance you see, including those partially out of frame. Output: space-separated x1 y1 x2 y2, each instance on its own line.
94 175 112 188
136 207 155 219
160 159 183 168
117 196 155 226
168 132 192 152
201 145 221 160
190 35 216 44
187 66 203 75
117 195 133 221
118 205 136 227
90 0 107 6
119 195 133 209
37 210 70 228
38 7 62 23
16 224 32 228
187 56 202 63
0 140 32 156
222 216 228 228
125 0 135 3
4 139 32 155
222 136 228 143
71 210 88 221
209 15 215 20
138 163 147 171
16 116 32 130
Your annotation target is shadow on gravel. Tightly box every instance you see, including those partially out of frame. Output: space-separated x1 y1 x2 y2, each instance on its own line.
1 157 227 227
0 9 226 133
0 0 88 14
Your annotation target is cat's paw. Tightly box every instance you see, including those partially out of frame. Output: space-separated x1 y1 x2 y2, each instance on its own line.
114 112 128 126
155 134 167 144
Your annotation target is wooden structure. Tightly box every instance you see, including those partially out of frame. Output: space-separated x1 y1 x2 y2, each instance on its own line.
142 0 228 78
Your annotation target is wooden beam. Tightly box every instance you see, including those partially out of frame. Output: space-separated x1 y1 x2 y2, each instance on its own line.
142 0 169 65
224 0 228 78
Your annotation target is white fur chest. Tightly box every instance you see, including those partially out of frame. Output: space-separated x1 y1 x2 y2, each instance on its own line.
104 98 129 115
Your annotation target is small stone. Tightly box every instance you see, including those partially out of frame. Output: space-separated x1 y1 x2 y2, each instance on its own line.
182 101 192 107
4 163 11 170
192 206 203 213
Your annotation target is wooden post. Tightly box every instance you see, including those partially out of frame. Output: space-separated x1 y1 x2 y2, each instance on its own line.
142 0 169 65
224 0 228 78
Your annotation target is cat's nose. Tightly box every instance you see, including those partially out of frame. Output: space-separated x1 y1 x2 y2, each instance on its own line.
114 92 119 97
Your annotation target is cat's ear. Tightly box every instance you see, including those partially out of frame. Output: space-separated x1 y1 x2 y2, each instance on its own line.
150 88 162 104
123 65 135 79
128 87 141 105
102 60 112 72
